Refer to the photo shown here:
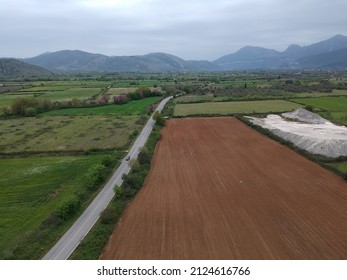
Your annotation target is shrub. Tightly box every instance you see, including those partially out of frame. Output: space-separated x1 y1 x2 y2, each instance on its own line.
24 107 36 117
101 155 113 168
55 196 80 220
305 105 314 112
138 148 150 165
11 97 38 115
153 112 166 126
84 164 107 190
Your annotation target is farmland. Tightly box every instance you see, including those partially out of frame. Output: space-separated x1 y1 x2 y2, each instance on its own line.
290 96 347 125
1 71 347 260
0 154 107 259
41 97 161 116
0 81 108 109
174 100 301 116
291 96 347 112
0 115 142 153
102 117 347 259
0 77 164 259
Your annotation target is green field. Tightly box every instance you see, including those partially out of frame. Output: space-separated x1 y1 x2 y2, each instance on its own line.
290 96 347 111
332 162 347 174
36 88 100 101
290 96 347 125
17 87 101 100
42 96 161 116
0 81 109 110
0 154 105 259
0 93 36 107
0 115 142 153
319 112 347 125
174 100 302 116
106 87 137 95
292 89 347 98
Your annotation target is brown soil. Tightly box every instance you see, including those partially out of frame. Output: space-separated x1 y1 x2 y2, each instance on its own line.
101 117 347 260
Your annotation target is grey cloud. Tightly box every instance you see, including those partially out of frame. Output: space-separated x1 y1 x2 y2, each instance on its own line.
1 0 347 60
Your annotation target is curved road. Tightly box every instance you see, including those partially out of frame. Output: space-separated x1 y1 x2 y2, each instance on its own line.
42 96 172 260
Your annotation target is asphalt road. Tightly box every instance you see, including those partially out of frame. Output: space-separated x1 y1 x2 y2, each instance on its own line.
42 96 172 260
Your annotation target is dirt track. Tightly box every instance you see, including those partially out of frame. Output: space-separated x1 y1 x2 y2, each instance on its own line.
102 117 347 259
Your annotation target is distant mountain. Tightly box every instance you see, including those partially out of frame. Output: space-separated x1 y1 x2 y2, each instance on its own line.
214 34 347 70
213 46 285 70
24 50 111 72
297 47 347 69
20 34 347 72
283 34 347 59
24 50 220 72
0 58 53 79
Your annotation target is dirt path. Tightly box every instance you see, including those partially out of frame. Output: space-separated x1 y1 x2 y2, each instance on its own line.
102 117 347 259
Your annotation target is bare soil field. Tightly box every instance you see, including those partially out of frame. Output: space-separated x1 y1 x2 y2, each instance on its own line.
102 117 347 260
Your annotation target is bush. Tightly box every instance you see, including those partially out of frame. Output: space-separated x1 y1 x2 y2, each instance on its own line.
84 164 108 190
11 97 38 115
55 196 80 220
99 208 115 225
24 107 36 117
138 148 150 165
10 97 54 116
305 105 314 112
101 155 113 168
153 112 166 126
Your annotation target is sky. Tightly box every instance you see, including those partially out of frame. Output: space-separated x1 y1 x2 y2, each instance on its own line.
1 0 347 60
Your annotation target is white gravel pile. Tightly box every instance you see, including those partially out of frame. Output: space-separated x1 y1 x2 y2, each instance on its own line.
282 108 326 124
248 109 347 158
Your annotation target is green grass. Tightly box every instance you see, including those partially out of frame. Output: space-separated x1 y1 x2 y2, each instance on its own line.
290 96 347 111
332 162 347 174
174 100 302 116
290 96 347 125
0 154 105 259
106 87 137 95
319 112 347 125
37 88 101 101
41 96 161 116
0 115 143 153
17 87 101 101
70 126 162 259
0 93 35 107
292 89 347 98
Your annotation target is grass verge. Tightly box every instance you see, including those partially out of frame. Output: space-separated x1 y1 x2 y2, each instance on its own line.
70 126 162 259
0 153 123 259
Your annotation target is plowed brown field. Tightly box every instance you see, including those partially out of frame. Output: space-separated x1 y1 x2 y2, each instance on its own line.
102 117 347 260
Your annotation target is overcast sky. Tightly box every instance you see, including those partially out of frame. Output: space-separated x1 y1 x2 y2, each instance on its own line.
1 0 346 60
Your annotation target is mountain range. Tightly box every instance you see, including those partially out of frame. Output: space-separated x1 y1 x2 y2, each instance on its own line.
1 34 347 77
0 58 52 79
214 34 347 70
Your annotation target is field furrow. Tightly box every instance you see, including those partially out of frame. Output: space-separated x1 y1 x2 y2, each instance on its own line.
102 117 347 260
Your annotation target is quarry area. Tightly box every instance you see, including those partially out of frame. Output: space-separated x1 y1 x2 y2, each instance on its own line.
248 108 347 158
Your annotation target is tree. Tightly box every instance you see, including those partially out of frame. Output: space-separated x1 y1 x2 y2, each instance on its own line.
11 97 38 115
153 111 166 126
138 147 150 165
101 155 113 167
135 86 152 97
55 196 79 220
147 104 155 114
113 94 128 104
